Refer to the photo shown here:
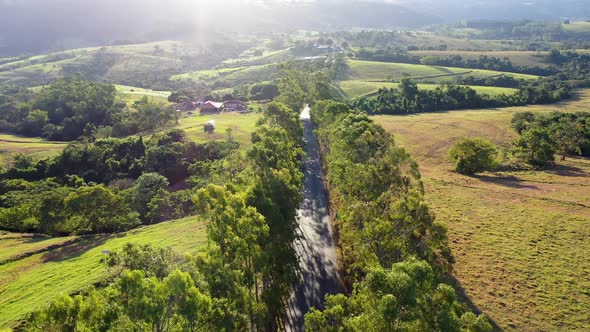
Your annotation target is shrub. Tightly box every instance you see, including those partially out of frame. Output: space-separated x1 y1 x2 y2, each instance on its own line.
449 138 498 175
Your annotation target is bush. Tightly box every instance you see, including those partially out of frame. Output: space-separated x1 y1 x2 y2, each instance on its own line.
449 138 498 175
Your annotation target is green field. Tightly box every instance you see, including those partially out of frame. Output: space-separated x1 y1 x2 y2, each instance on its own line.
115 84 172 106
0 134 69 167
0 216 207 329
176 112 261 146
373 89 590 331
337 80 518 98
408 50 551 68
348 59 540 83
172 63 278 86
563 21 590 33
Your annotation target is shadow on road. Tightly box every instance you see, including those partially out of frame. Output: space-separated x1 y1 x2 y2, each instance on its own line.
285 106 342 331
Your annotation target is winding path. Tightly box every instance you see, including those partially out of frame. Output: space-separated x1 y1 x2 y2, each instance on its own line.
285 106 341 331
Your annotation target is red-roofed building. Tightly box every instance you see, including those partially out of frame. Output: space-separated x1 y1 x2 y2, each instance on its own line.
200 101 223 114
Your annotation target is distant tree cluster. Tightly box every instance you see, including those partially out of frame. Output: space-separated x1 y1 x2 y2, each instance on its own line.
511 111 590 167
305 100 491 331
0 77 175 141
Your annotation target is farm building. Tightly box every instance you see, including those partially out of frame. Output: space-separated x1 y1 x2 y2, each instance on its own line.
200 101 224 114
222 100 247 112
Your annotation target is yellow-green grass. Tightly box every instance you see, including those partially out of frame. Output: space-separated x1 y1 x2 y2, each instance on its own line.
176 112 261 146
114 84 171 99
172 64 278 85
348 59 540 83
0 134 69 167
0 216 207 329
408 50 551 68
115 85 172 106
337 80 517 98
0 234 76 264
563 21 590 33
373 89 590 331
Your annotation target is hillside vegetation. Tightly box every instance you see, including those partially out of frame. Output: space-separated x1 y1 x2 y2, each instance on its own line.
338 80 517 98
408 50 551 68
373 89 590 331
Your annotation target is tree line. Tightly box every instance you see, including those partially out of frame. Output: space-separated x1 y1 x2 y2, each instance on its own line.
353 78 570 115
304 100 492 331
355 48 556 76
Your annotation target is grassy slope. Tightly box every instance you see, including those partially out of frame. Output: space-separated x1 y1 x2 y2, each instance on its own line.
337 80 517 98
0 41 190 87
408 50 551 68
0 134 69 167
563 21 590 33
171 63 278 86
348 59 539 82
373 89 590 332
0 216 207 328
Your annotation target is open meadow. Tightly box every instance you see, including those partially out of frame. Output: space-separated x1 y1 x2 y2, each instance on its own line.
373 89 590 331
347 59 540 83
176 112 261 146
0 134 68 168
0 216 207 329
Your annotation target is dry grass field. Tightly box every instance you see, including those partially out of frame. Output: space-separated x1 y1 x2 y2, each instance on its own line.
373 89 590 331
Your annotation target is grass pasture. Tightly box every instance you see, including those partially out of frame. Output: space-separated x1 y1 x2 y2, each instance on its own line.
0 134 69 167
563 21 590 33
373 89 590 331
176 112 261 146
0 216 207 329
347 59 540 83
172 63 278 86
337 80 517 98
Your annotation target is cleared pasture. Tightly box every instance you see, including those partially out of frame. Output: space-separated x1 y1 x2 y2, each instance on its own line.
372 89 590 332
347 59 539 82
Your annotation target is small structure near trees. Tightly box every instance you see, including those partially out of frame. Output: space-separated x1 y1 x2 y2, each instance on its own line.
204 120 215 134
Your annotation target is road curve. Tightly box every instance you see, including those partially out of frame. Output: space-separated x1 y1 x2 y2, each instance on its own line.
285 106 341 331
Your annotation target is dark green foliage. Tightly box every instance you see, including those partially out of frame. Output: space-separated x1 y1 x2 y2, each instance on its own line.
511 111 590 165
354 79 570 115
449 138 498 175
305 259 493 332
0 129 234 235
513 127 557 168
0 78 175 141
249 83 279 101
